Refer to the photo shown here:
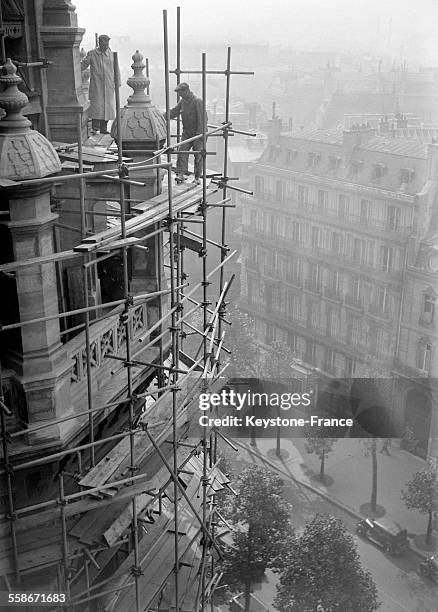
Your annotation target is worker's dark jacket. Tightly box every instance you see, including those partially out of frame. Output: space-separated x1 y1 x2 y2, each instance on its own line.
169 93 207 136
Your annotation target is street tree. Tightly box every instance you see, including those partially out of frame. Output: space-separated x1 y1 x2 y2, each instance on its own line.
275 514 380 612
401 467 438 544
220 465 293 612
305 431 337 481
226 306 262 378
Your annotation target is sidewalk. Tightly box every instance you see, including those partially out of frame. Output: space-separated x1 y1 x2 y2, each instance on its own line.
232 436 436 559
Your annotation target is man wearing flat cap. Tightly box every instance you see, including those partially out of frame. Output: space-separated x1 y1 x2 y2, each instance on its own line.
169 83 207 183
81 34 120 134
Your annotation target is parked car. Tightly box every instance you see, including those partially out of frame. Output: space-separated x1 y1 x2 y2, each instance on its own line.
356 517 409 555
418 556 438 583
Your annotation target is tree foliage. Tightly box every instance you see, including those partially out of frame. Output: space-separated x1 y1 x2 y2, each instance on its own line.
275 514 380 612
401 468 438 543
219 465 294 608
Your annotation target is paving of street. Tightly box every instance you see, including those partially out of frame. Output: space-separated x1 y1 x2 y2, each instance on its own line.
220 437 438 612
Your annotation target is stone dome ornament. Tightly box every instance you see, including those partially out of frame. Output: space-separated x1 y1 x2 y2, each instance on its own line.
0 58 61 181
110 50 166 150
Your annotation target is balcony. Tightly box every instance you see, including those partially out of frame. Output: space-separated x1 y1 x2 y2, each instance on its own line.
368 303 393 323
304 279 322 295
344 293 364 312
323 285 342 303
245 257 260 273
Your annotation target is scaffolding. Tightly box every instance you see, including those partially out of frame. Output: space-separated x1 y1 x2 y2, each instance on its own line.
0 7 254 611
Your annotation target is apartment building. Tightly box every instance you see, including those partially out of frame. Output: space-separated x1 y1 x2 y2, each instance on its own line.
240 119 438 458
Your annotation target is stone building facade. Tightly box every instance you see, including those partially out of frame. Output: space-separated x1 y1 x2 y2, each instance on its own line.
240 119 438 459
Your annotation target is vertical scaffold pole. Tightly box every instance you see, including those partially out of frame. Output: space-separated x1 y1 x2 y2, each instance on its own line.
200 51 209 612
163 12 180 610
77 110 95 469
0 367 19 584
114 51 142 612
176 6 181 144
59 474 70 601
217 47 232 369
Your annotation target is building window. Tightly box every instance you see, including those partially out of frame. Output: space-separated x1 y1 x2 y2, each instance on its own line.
331 232 343 255
387 205 401 231
352 277 361 303
254 176 264 195
360 199 370 224
328 270 340 296
286 149 298 163
318 189 328 210
270 215 278 236
275 180 285 202
421 292 436 326
353 238 366 264
309 263 321 291
298 185 309 206
287 331 297 352
308 152 321 167
380 245 394 272
345 357 357 377
289 259 302 285
373 163 387 179
325 348 336 373
416 339 432 372
350 160 364 174
350 317 361 345
292 221 302 243
400 168 415 184
266 323 276 344
305 340 316 364
293 296 302 321
329 155 341 170
328 310 340 337
312 226 321 249
375 286 388 313
338 194 349 219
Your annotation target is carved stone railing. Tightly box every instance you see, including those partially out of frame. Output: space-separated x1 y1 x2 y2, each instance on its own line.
66 303 147 384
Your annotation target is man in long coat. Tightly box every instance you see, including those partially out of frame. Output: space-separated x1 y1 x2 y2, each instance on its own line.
81 34 119 134
169 82 207 183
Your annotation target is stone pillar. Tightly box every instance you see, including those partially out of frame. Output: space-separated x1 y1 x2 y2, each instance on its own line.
110 50 167 311
0 59 71 443
40 0 88 142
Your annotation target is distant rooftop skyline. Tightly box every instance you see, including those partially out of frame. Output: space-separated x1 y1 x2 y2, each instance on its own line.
74 0 438 66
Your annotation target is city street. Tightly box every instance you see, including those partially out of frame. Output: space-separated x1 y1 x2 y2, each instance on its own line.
223 441 438 612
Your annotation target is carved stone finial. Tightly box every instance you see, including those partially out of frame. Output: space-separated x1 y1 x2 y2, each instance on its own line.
0 59 61 180
126 50 150 105
110 49 166 149
0 58 32 130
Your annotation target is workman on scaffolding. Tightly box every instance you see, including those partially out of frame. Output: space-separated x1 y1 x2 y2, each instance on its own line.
81 34 119 134
169 82 207 184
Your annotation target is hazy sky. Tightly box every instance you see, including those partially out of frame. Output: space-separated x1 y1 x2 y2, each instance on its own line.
74 0 438 64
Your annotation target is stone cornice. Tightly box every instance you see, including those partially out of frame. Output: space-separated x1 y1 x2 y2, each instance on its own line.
251 163 419 204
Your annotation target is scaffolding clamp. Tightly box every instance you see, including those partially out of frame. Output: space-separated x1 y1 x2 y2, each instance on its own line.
130 564 144 578
6 510 17 522
198 247 207 258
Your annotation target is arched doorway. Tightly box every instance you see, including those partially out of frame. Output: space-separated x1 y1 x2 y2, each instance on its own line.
404 388 432 459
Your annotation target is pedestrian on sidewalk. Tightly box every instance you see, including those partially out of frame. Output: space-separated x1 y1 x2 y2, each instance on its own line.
380 438 392 455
